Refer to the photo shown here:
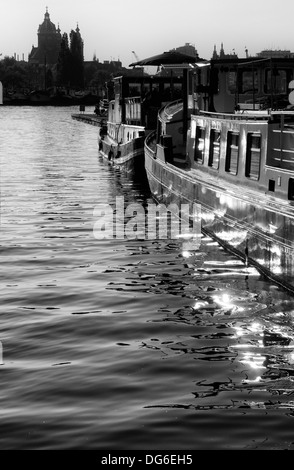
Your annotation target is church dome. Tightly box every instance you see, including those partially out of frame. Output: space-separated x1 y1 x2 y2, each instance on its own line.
38 8 57 33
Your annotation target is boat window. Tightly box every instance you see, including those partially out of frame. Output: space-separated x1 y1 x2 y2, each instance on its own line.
128 83 141 97
239 69 258 94
288 178 294 200
225 131 239 175
208 129 220 169
162 83 172 101
227 70 237 94
173 83 183 99
264 69 289 94
195 127 205 163
142 84 151 96
268 179 275 192
246 133 261 180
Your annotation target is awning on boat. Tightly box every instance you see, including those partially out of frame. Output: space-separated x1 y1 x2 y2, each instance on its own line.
129 50 207 67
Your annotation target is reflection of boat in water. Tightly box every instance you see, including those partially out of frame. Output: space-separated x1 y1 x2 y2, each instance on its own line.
98 74 183 178
144 55 294 293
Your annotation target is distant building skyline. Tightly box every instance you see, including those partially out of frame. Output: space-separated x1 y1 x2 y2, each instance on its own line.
2 9 294 66
1 0 294 68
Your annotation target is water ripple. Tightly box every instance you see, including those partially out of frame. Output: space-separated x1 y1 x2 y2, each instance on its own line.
2 107 294 450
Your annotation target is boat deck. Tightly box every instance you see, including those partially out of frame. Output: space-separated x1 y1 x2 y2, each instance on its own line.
171 157 294 220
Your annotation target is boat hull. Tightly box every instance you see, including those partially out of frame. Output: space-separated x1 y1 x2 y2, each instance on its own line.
99 134 147 181
145 144 294 293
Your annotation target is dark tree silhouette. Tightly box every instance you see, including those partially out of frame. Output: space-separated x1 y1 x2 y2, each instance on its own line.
56 33 71 87
69 29 84 88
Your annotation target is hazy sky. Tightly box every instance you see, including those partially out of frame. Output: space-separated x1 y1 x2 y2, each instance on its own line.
1 0 293 67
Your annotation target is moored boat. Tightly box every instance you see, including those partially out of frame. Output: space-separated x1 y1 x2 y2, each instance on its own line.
144 55 294 293
98 74 184 178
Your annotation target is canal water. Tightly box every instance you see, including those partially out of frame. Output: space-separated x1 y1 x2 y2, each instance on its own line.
2 106 294 450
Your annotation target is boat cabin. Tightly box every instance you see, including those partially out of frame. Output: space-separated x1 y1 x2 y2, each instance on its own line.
158 57 294 202
106 74 184 143
196 57 294 114
186 109 294 201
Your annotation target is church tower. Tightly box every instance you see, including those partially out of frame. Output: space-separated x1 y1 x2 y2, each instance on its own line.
29 8 61 65
212 45 218 60
219 42 225 58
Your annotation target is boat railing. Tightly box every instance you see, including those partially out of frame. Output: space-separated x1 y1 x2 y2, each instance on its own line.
145 130 157 156
159 100 183 122
270 110 294 116
196 109 271 121
196 109 294 122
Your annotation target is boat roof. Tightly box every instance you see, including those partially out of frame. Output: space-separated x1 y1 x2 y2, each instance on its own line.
211 57 294 67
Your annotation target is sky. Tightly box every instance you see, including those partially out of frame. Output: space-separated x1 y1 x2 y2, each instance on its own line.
1 0 294 68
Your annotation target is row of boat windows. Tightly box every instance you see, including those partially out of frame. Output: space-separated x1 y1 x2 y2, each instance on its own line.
226 68 292 95
194 127 261 179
